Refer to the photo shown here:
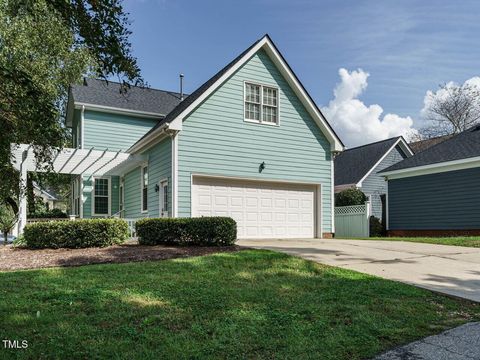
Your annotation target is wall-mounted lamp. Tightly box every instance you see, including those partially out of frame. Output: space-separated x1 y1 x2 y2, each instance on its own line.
259 161 266 173
155 184 160 193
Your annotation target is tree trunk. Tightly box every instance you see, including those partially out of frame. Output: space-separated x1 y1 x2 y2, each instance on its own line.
3 231 7 246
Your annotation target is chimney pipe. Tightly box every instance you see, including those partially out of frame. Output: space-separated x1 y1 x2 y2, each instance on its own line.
179 73 184 101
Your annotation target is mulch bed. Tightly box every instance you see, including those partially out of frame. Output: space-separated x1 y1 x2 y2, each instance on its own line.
0 243 243 271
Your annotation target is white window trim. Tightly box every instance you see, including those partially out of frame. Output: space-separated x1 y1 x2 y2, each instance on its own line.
159 178 169 218
141 164 148 213
91 176 111 217
243 81 280 126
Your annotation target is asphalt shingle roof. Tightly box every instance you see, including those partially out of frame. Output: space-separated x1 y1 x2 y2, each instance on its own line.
335 137 401 186
409 134 453 153
382 125 480 173
70 78 184 116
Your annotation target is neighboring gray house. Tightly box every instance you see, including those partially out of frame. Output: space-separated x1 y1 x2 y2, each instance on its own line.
334 137 413 222
381 125 480 236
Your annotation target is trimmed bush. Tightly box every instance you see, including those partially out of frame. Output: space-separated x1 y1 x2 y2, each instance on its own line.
335 188 367 207
369 216 385 237
28 208 68 219
23 219 129 249
136 217 237 246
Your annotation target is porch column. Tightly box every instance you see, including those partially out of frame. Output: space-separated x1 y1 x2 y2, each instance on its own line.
16 152 28 235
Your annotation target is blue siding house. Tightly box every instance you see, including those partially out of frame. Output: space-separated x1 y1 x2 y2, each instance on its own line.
334 137 413 221
381 125 480 236
65 35 344 239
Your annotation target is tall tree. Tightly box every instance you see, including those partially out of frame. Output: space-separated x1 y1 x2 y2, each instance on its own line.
0 0 141 206
421 82 480 138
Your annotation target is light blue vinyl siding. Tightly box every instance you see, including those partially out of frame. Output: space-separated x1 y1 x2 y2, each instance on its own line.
360 146 407 219
388 167 480 230
177 49 333 232
123 137 172 219
78 109 157 218
83 110 158 151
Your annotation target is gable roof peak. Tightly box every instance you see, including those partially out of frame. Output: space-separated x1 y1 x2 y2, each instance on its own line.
129 34 344 153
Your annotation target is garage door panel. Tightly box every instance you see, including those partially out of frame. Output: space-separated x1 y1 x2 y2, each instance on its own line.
192 177 316 239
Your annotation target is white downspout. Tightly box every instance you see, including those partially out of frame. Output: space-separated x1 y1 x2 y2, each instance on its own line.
80 105 85 149
170 130 179 218
79 106 85 218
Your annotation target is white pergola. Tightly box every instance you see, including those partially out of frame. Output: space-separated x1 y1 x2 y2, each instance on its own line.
11 144 145 235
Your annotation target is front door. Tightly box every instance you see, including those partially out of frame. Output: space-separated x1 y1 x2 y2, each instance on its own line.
159 180 169 218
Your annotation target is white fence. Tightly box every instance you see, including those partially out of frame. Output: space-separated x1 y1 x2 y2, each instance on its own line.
334 202 370 238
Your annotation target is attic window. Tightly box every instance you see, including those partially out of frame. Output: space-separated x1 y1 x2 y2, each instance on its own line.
244 82 279 125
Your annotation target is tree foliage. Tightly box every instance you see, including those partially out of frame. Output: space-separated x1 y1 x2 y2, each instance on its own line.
0 0 141 206
421 82 480 138
0 202 17 244
335 188 367 207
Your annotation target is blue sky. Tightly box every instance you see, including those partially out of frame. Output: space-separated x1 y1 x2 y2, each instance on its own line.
123 0 479 145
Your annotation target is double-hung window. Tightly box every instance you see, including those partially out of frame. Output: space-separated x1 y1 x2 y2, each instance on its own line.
93 177 109 216
244 82 279 125
141 166 148 212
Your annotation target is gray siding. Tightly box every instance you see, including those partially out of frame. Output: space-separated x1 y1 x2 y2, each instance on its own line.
360 146 406 219
388 167 480 230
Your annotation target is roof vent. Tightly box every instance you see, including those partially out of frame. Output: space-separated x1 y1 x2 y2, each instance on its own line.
179 73 184 101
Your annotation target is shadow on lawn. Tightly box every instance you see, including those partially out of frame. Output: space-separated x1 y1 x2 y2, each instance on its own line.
0 250 479 360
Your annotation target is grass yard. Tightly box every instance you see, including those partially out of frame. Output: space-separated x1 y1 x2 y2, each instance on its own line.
349 236 480 248
1 250 479 360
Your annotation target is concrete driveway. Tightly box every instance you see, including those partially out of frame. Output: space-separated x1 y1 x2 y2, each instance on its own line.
238 239 480 302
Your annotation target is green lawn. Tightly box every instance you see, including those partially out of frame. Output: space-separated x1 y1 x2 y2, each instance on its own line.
1 250 479 360
348 236 480 248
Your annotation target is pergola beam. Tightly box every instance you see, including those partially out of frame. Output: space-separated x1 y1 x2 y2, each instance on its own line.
10 144 146 235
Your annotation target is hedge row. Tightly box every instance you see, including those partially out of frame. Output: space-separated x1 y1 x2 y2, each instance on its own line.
23 219 129 249
136 217 237 246
28 208 68 219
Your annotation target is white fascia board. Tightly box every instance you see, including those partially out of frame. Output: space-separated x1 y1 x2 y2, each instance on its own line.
127 124 169 154
382 156 480 180
356 137 412 187
74 102 164 119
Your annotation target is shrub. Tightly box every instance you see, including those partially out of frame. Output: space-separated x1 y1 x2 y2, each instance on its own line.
23 219 128 249
0 203 17 245
335 188 368 207
28 208 68 219
369 216 385 237
136 217 237 246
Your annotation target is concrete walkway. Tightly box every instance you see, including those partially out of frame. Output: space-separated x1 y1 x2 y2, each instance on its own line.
374 322 480 359
238 239 480 302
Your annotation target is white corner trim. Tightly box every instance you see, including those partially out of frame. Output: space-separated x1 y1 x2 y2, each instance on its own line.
382 155 480 179
330 157 335 235
171 132 179 217
385 182 389 230
74 102 164 119
356 137 412 187
80 105 85 149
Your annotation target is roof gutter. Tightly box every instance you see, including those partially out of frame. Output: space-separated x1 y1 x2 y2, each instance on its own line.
74 102 165 119
381 155 480 179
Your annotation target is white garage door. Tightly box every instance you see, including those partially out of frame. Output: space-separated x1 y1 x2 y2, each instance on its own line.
192 177 316 239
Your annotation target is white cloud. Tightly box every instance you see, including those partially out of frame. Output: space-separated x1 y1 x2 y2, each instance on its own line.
421 76 480 117
322 68 418 148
